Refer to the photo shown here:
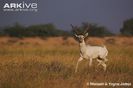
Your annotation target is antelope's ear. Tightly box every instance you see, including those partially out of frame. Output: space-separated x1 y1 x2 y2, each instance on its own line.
74 33 78 37
84 33 88 37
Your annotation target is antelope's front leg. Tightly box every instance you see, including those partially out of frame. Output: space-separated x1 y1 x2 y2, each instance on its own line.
75 57 83 73
89 58 92 67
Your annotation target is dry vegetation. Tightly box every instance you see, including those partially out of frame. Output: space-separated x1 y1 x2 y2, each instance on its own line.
0 36 133 88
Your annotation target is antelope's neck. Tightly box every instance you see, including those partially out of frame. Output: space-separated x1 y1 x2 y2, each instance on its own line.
79 40 86 54
79 41 86 47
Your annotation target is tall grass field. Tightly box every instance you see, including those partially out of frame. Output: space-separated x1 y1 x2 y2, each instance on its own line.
0 37 132 88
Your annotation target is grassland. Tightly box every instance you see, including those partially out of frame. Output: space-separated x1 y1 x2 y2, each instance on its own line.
0 37 133 88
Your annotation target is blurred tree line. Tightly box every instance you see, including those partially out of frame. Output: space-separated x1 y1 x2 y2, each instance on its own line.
0 22 113 37
0 23 70 38
120 18 133 36
0 18 133 37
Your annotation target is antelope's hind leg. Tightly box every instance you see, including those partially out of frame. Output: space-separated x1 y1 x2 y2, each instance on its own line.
96 58 107 71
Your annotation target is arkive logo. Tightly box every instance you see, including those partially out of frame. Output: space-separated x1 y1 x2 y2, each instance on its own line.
3 1 38 12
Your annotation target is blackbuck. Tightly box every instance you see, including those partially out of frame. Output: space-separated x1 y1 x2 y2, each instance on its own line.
71 25 108 73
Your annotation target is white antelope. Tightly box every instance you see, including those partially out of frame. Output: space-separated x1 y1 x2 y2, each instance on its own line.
71 25 108 73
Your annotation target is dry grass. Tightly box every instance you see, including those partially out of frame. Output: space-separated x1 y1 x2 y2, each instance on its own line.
0 37 133 88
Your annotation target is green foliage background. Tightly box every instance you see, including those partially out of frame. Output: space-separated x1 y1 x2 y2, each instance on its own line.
1 23 70 38
120 18 133 36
